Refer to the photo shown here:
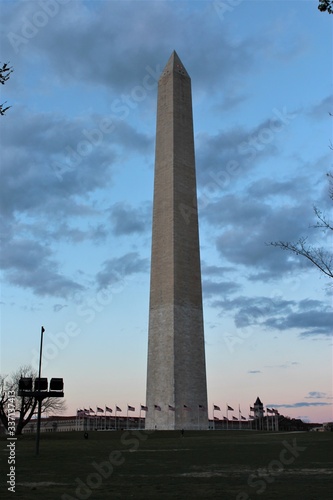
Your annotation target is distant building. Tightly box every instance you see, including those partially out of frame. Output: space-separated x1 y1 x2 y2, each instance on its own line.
253 397 264 419
20 415 253 433
21 414 145 433
253 396 265 430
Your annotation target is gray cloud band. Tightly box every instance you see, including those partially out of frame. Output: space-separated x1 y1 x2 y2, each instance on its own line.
51 64 160 181
7 0 71 53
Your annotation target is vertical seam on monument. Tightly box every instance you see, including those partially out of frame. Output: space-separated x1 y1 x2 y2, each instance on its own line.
172 60 176 404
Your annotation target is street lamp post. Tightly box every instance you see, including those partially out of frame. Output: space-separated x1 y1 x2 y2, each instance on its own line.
18 338 64 457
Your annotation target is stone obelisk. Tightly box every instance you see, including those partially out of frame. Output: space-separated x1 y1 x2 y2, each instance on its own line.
145 51 208 430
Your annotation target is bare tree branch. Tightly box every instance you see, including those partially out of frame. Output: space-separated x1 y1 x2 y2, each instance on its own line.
0 62 13 116
318 0 333 14
269 238 333 279
312 206 333 231
269 171 332 280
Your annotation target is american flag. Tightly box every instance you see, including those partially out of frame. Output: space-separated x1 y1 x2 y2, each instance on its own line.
141 405 148 411
128 405 135 412
96 407 104 412
168 405 175 411
227 405 234 411
198 404 205 410
213 405 221 411
183 405 191 411
116 406 122 412
154 405 161 411
105 406 113 413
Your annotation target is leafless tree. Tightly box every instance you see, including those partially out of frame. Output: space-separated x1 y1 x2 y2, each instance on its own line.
269 173 333 280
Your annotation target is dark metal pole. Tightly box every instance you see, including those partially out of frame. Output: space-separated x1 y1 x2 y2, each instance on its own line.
36 326 45 456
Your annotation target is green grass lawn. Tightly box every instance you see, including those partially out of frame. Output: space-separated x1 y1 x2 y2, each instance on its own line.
1 430 332 499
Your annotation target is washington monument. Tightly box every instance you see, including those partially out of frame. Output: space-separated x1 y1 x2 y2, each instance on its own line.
145 51 208 430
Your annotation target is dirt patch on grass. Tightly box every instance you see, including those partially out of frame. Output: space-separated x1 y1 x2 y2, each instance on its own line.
177 468 333 478
17 482 69 487
126 448 191 452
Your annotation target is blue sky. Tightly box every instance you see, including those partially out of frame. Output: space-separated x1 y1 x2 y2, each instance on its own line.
0 0 332 423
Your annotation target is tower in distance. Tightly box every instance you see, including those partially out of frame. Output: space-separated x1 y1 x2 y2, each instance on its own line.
145 51 208 430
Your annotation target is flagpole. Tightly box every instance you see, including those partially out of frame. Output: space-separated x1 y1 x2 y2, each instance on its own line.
213 405 215 431
226 404 227 430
